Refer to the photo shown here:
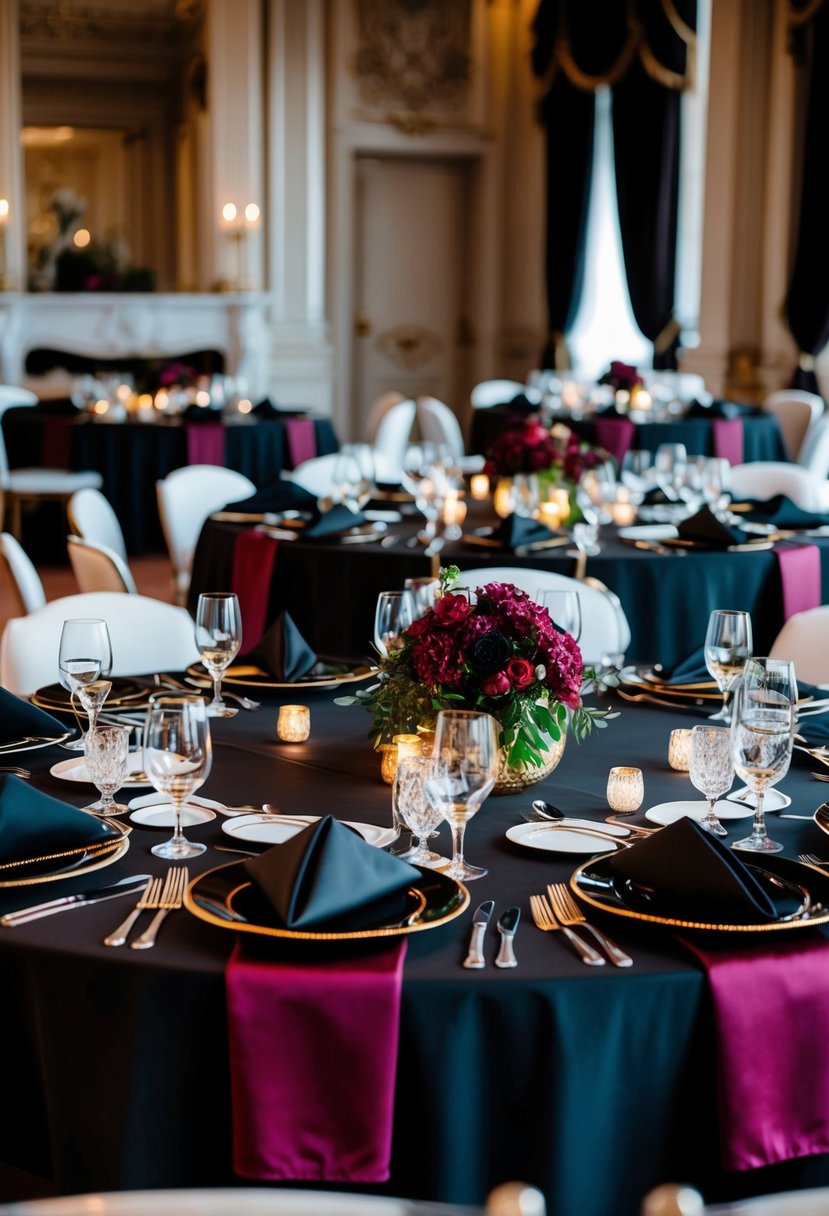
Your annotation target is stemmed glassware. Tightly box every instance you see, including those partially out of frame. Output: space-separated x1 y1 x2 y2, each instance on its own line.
58 618 113 751
142 695 212 859
688 725 733 836
393 755 446 867
704 609 753 722
373 590 415 657
83 724 130 817
730 657 797 854
195 592 243 717
539 589 582 642
422 709 499 881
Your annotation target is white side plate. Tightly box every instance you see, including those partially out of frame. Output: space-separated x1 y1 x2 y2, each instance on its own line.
645 798 754 826
505 818 630 855
221 814 398 850
50 753 150 788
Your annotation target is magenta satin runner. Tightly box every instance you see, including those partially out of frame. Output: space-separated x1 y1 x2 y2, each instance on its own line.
711 418 744 466
226 938 407 1182
681 934 829 1170
186 422 225 467
593 417 635 466
230 531 279 648
776 543 822 620
284 418 317 468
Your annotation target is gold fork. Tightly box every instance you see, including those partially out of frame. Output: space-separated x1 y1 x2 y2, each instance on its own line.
547 883 633 967
103 876 163 947
529 894 604 966
130 867 188 950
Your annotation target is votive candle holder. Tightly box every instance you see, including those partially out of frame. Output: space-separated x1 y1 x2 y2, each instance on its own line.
277 705 310 742
606 766 644 815
668 729 693 772
380 733 422 784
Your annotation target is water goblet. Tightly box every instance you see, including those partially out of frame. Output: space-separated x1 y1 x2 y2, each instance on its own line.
58 618 113 751
730 662 795 854
688 725 733 836
393 755 446 866
83 724 130 817
195 592 243 717
373 590 415 657
538 589 582 642
422 710 499 881
704 609 753 722
143 695 212 859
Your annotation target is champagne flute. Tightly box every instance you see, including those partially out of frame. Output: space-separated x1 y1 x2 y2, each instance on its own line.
704 609 752 722
83 724 130 816
195 592 243 717
688 725 733 836
730 658 796 854
58 618 113 751
143 695 212 859
373 590 415 657
539 589 582 642
422 709 499 881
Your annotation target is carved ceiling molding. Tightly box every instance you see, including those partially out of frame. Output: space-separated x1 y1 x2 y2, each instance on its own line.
352 0 473 116
20 1 180 50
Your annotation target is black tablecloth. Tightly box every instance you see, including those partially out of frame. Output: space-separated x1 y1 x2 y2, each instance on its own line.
2 690 829 1215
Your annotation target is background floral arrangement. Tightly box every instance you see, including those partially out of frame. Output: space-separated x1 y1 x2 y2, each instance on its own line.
598 360 644 392
338 567 616 769
484 417 606 485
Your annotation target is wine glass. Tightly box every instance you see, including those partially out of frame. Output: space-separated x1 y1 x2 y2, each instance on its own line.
58 618 113 751
373 590 415 657
688 726 733 837
539 589 582 641
704 609 753 722
195 593 243 717
730 658 796 854
83 724 130 817
393 755 446 867
142 695 212 859
422 710 499 881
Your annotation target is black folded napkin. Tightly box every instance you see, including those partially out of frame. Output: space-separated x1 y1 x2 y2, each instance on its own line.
676 505 747 548
500 392 536 412
302 504 368 539
0 774 121 869
640 486 675 506
605 817 781 922
684 399 742 419
490 514 557 550
241 611 317 681
244 814 419 931
222 478 317 514
0 686 66 745
656 646 711 685
794 679 829 745
251 397 279 416
182 405 222 422
738 495 829 530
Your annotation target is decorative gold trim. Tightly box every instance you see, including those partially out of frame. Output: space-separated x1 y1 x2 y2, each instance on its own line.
653 316 682 356
789 0 826 31
799 351 817 371
0 824 129 889
660 0 697 46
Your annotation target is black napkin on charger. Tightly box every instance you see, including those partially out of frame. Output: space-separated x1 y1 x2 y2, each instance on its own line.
0 686 66 745
737 494 829 530
0 774 121 869
302 503 368 539
241 611 317 682
676 505 747 548
490 513 558 550
222 478 317 515
244 814 419 931
605 817 781 922
684 399 743 419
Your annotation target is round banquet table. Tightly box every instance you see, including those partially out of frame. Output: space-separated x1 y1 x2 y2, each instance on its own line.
188 512 829 669
2 689 829 1216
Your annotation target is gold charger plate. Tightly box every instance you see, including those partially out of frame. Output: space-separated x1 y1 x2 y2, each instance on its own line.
812 803 829 840
571 852 829 932
31 679 152 714
186 661 377 691
660 537 775 553
185 860 469 941
0 821 130 889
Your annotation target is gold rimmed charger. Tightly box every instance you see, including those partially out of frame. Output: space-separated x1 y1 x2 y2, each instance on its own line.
0 821 130 889
31 679 152 714
185 661 377 691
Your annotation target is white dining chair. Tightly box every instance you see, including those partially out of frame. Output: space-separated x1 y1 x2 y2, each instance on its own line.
470 380 526 409
455 566 631 668
0 532 47 615
364 389 405 443
725 462 829 511
0 386 103 539
796 413 829 479
66 536 138 595
66 487 129 563
0 591 201 696
769 606 829 686
416 396 485 473
762 389 824 461
371 399 416 481
156 465 256 604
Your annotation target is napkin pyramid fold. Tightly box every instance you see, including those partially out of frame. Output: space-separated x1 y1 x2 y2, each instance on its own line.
241 611 318 682
0 773 120 867
0 685 66 744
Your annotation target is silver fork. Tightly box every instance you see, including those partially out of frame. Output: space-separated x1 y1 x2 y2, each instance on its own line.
130 867 188 950
185 678 262 712
799 854 829 870
547 883 633 967
103 877 163 947
529 893 604 965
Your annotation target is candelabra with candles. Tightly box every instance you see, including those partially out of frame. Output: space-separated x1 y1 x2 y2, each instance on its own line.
219 201 261 291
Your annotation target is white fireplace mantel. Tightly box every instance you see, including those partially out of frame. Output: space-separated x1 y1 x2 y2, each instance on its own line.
0 292 272 399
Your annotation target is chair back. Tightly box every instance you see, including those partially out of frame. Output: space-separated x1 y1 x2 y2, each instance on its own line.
0 532 46 614
455 566 631 668
67 536 138 595
0 591 200 696
796 413 829 478
416 396 465 461
156 465 256 604
726 461 829 511
769 605 829 686
365 390 405 442
372 399 416 480
66 487 128 562
291 453 346 498
0 386 39 485
762 389 824 461
470 380 525 409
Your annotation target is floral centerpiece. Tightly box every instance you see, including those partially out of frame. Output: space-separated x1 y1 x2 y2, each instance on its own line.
598 361 644 393
337 567 616 792
483 417 607 525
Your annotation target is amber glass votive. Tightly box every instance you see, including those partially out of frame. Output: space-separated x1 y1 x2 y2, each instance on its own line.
277 705 310 742
668 729 693 772
379 733 422 784
606 766 644 815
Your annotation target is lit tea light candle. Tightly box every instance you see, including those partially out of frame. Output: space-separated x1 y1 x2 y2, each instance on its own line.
277 705 310 742
668 729 693 772
470 473 490 500
380 732 422 784
606 766 644 815
610 502 637 526
539 501 562 529
442 490 467 527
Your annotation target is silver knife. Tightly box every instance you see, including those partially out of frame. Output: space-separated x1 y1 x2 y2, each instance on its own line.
463 899 495 969
494 906 521 969
1 874 152 926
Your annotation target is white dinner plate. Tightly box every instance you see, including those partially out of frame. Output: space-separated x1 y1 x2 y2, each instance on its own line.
50 753 150 788
221 814 398 849
617 524 680 542
726 787 792 811
645 798 754 826
127 793 224 828
505 818 631 856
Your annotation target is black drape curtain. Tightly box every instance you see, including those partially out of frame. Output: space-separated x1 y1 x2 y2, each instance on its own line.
785 0 829 393
532 0 696 371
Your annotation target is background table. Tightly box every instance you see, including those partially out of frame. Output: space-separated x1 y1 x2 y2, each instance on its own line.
2 690 829 1216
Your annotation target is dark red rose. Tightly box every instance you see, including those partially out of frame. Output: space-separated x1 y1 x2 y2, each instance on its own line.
480 670 511 697
506 657 535 689
432 592 471 626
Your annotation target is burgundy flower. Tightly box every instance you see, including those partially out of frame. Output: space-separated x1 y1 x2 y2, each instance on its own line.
432 592 471 627
480 670 511 697
506 657 536 689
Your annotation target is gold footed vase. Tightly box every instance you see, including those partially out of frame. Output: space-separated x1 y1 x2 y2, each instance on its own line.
492 730 567 795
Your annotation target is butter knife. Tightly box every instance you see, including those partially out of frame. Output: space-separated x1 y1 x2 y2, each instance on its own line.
1 874 152 926
463 899 494 969
494 906 521 968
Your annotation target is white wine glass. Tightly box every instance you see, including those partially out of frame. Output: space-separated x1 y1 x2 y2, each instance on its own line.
688 726 733 837
58 618 113 751
730 658 796 854
393 755 446 867
539 589 582 642
373 590 415 657
83 724 130 816
143 695 212 859
422 709 499 881
195 592 243 717
704 609 753 722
